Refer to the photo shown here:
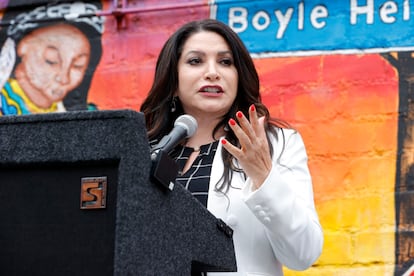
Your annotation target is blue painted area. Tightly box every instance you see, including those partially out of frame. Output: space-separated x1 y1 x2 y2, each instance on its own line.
212 0 414 54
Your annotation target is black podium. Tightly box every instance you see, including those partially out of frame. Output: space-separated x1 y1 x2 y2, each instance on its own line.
0 110 236 275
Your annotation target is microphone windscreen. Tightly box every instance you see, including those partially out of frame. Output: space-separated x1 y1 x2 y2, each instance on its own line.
174 114 197 138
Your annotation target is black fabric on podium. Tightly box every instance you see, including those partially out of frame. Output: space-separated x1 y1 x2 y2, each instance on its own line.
0 110 236 275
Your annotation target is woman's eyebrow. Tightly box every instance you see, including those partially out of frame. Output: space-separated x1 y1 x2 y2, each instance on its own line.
184 50 232 56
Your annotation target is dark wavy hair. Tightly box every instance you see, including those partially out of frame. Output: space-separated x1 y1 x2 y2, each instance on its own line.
0 0 103 111
140 19 289 193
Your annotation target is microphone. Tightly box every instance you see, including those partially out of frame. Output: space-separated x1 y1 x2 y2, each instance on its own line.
150 114 197 191
151 114 198 158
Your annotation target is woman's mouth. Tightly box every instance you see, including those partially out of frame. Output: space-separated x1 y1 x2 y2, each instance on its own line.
199 86 223 94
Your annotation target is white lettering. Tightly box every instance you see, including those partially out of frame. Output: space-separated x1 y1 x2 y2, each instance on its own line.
404 0 410 20
298 2 304 30
380 1 398 23
350 0 374 24
225 2 330 39
252 11 270 31
274 8 293 39
311 5 328 28
228 7 248 33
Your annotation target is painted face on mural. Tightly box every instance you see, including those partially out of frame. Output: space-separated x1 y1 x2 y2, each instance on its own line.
14 23 91 109
176 31 238 119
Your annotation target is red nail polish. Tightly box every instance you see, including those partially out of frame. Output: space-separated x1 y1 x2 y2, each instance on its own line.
250 104 255 112
229 118 236 126
236 111 243 118
221 139 227 145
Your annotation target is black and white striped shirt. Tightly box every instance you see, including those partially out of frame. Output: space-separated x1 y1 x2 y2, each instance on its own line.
172 141 219 207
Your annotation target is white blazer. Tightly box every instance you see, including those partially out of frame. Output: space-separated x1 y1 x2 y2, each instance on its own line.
207 128 323 276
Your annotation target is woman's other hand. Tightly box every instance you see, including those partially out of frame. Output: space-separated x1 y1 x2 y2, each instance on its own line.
222 104 272 189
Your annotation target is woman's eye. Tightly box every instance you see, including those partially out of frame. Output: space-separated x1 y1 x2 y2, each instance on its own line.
220 58 233 66
188 58 201 65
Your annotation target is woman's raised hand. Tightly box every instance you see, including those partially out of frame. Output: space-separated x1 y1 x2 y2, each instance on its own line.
221 104 272 190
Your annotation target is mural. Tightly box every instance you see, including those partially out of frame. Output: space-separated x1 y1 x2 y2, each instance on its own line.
0 1 104 114
1 0 414 275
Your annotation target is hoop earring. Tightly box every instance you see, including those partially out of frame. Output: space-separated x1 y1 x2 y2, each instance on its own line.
170 96 177 113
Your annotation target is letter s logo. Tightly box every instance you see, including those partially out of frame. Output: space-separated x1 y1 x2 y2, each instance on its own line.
80 177 107 209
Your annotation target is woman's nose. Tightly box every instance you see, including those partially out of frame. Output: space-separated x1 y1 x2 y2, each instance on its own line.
204 63 220 80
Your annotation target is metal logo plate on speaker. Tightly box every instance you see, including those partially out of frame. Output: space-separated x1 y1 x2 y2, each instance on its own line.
80 176 107 209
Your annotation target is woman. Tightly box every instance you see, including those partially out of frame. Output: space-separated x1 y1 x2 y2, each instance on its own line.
140 19 323 275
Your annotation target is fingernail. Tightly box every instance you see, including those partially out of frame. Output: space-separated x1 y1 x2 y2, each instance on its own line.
229 118 236 126
250 104 255 112
221 139 227 145
236 111 243 118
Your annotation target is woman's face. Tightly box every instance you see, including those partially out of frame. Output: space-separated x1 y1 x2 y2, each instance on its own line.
176 31 238 120
14 23 91 109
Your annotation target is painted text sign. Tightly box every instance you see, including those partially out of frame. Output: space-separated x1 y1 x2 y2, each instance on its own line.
213 0 414 54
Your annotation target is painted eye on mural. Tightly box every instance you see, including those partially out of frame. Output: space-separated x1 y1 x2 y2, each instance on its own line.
73 57 89 70
45 59 59 66
44 48 60 66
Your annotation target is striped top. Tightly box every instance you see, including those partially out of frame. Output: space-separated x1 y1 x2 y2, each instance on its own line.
172 141 219 207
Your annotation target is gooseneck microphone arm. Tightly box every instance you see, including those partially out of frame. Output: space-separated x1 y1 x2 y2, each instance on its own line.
150 115 198 191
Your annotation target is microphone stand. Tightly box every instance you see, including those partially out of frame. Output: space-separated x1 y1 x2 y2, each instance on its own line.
150 149 178 191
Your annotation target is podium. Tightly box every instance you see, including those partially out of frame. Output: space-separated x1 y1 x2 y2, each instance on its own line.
0 110 236 275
